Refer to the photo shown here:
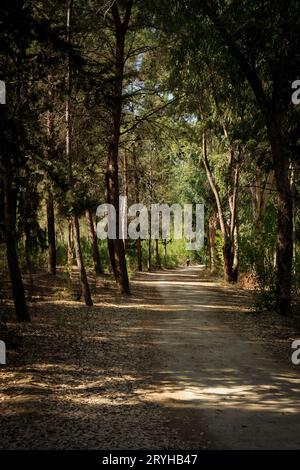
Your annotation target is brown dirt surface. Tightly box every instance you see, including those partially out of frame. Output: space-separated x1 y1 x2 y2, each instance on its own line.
1 266 300 449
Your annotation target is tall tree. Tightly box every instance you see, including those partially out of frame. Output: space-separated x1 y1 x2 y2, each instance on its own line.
65 0 93 306
105 0 133 294
199 0 299 312
46 78 57 275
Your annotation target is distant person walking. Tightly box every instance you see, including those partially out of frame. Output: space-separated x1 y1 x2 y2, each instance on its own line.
186 257 190 267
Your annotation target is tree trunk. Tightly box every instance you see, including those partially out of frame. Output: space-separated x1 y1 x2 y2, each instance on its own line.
72 215 93 306
222 238 234 282
204 4 292 312
86 208 103 275
232 224 239 282
105 163 129 292
105 162 130 293
46 77 56 276
115 239 130 293
67 218 73 271
133 146 142 271
147 237 152 272
24 226 33 300
3 168 30 321
208 213 217 274
291 165 296 276
104 0 133 294
122 148 128 252
47 192 56 275
136 238 142 271
229 161 240 283
269 125 293 315
123 148 129 199
202 131 238 283
155 239 161 268
66 0 93 305
107 237 116 276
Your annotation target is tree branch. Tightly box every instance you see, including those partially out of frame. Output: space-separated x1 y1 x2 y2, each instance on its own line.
202 0 271 119
120 97 179 136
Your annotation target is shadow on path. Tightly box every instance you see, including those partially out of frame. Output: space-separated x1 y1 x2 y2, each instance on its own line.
139 266 300 450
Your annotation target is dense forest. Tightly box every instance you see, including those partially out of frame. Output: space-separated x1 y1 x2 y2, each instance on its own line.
0 0 300 320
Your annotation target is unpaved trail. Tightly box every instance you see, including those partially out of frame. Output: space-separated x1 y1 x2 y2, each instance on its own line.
1 266 300 449
143 266 300 450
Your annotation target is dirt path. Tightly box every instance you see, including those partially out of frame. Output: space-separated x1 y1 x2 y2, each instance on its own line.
1 266 300 449
144 266 300 449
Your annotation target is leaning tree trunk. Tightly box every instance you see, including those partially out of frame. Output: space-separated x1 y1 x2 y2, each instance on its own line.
86 208 103 275
3 168 30 321
208 213 217 274
202 131 237 283
229 161 240 283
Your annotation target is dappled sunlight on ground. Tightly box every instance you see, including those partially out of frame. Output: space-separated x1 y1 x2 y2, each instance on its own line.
1 266 300 449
